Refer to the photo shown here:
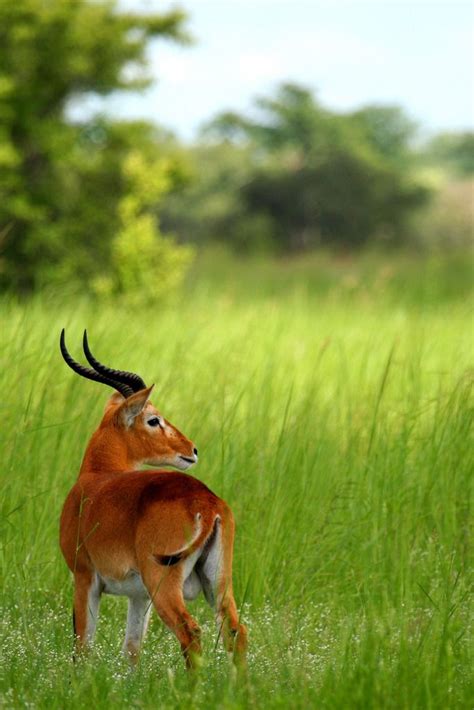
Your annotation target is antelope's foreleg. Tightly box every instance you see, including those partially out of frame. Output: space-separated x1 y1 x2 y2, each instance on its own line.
72 570 101 657
123 593 152 664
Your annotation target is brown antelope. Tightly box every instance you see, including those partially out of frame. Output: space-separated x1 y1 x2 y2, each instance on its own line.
59 330 247 669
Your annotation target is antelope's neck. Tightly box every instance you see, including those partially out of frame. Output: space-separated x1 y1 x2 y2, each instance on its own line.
79 428 136 477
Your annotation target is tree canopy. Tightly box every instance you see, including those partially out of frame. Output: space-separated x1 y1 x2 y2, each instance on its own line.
183 84 429 251
0 0 190 293
424 132 474 177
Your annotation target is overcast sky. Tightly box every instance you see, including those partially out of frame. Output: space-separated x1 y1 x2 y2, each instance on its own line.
70 0 474 140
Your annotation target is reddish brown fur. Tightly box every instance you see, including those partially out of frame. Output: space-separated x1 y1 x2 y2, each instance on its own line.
60 387 247 668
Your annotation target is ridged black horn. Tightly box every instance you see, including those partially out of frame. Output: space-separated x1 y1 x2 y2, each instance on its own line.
83 330 147 392
60 329 135 399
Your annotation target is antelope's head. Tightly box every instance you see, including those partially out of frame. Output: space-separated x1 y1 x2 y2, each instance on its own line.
60 330 198 472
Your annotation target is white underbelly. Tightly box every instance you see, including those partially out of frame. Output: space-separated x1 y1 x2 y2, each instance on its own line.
100 571 148 597
98 560 203 601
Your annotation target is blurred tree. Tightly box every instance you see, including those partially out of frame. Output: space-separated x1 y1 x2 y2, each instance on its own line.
424 132 474 176
0 0 190 293
350 105 418 166
196 83 429 250
93 151 194 304
160 142 275 252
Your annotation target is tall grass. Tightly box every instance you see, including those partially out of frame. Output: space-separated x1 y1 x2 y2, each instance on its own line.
0 251 472 708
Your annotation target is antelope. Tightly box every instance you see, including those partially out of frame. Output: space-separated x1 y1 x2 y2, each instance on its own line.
59 330 247 669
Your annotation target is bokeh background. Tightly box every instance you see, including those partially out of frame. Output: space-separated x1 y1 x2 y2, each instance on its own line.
0 0 473 297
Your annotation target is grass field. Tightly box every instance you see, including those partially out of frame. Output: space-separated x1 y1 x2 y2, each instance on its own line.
1 250 472 709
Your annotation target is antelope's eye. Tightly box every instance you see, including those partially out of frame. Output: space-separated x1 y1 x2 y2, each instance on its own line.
147 417 161 428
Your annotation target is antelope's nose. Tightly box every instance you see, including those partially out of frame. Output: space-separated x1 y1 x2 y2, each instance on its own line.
193 447 198 458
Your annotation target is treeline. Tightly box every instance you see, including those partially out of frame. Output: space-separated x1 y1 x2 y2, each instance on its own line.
0 0 472 297
171 92 474 254
161 88 437 252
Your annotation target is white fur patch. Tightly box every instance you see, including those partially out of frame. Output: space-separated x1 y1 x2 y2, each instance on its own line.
85 573 102 642
100 570 147 597
183 570 202 601
123 594 152 656
182 547 203 600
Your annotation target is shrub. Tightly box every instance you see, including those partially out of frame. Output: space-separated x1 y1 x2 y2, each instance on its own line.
92 152 194 304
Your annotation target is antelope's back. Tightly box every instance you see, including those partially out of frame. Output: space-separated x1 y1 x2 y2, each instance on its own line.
60 470 222 574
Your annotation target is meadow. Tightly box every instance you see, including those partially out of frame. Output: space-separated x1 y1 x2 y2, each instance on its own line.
0 250 472 709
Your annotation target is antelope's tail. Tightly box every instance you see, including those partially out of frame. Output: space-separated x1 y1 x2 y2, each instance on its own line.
154 513 220 566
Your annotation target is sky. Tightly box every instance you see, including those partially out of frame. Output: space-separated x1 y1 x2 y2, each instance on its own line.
69 0 474 140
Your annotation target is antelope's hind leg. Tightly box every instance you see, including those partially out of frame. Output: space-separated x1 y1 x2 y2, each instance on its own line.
197 514 247 666
141 562 202 669
72 570 101 657
123 593 152 664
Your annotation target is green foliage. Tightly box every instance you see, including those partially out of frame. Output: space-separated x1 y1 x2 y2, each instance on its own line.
0 1 470 293
180 83 430 252
425 131 474 176
351 105 418 166
0 0 191 294
161 142 277 252
93 152 194 304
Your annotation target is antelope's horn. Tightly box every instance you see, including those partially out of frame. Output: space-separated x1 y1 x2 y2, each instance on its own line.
83 330 147 393
60 329 135 399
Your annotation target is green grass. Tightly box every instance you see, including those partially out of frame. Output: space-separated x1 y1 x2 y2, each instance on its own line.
1 250 472 708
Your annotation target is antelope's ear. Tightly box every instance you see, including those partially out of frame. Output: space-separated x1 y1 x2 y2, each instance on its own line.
116 385 154 428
